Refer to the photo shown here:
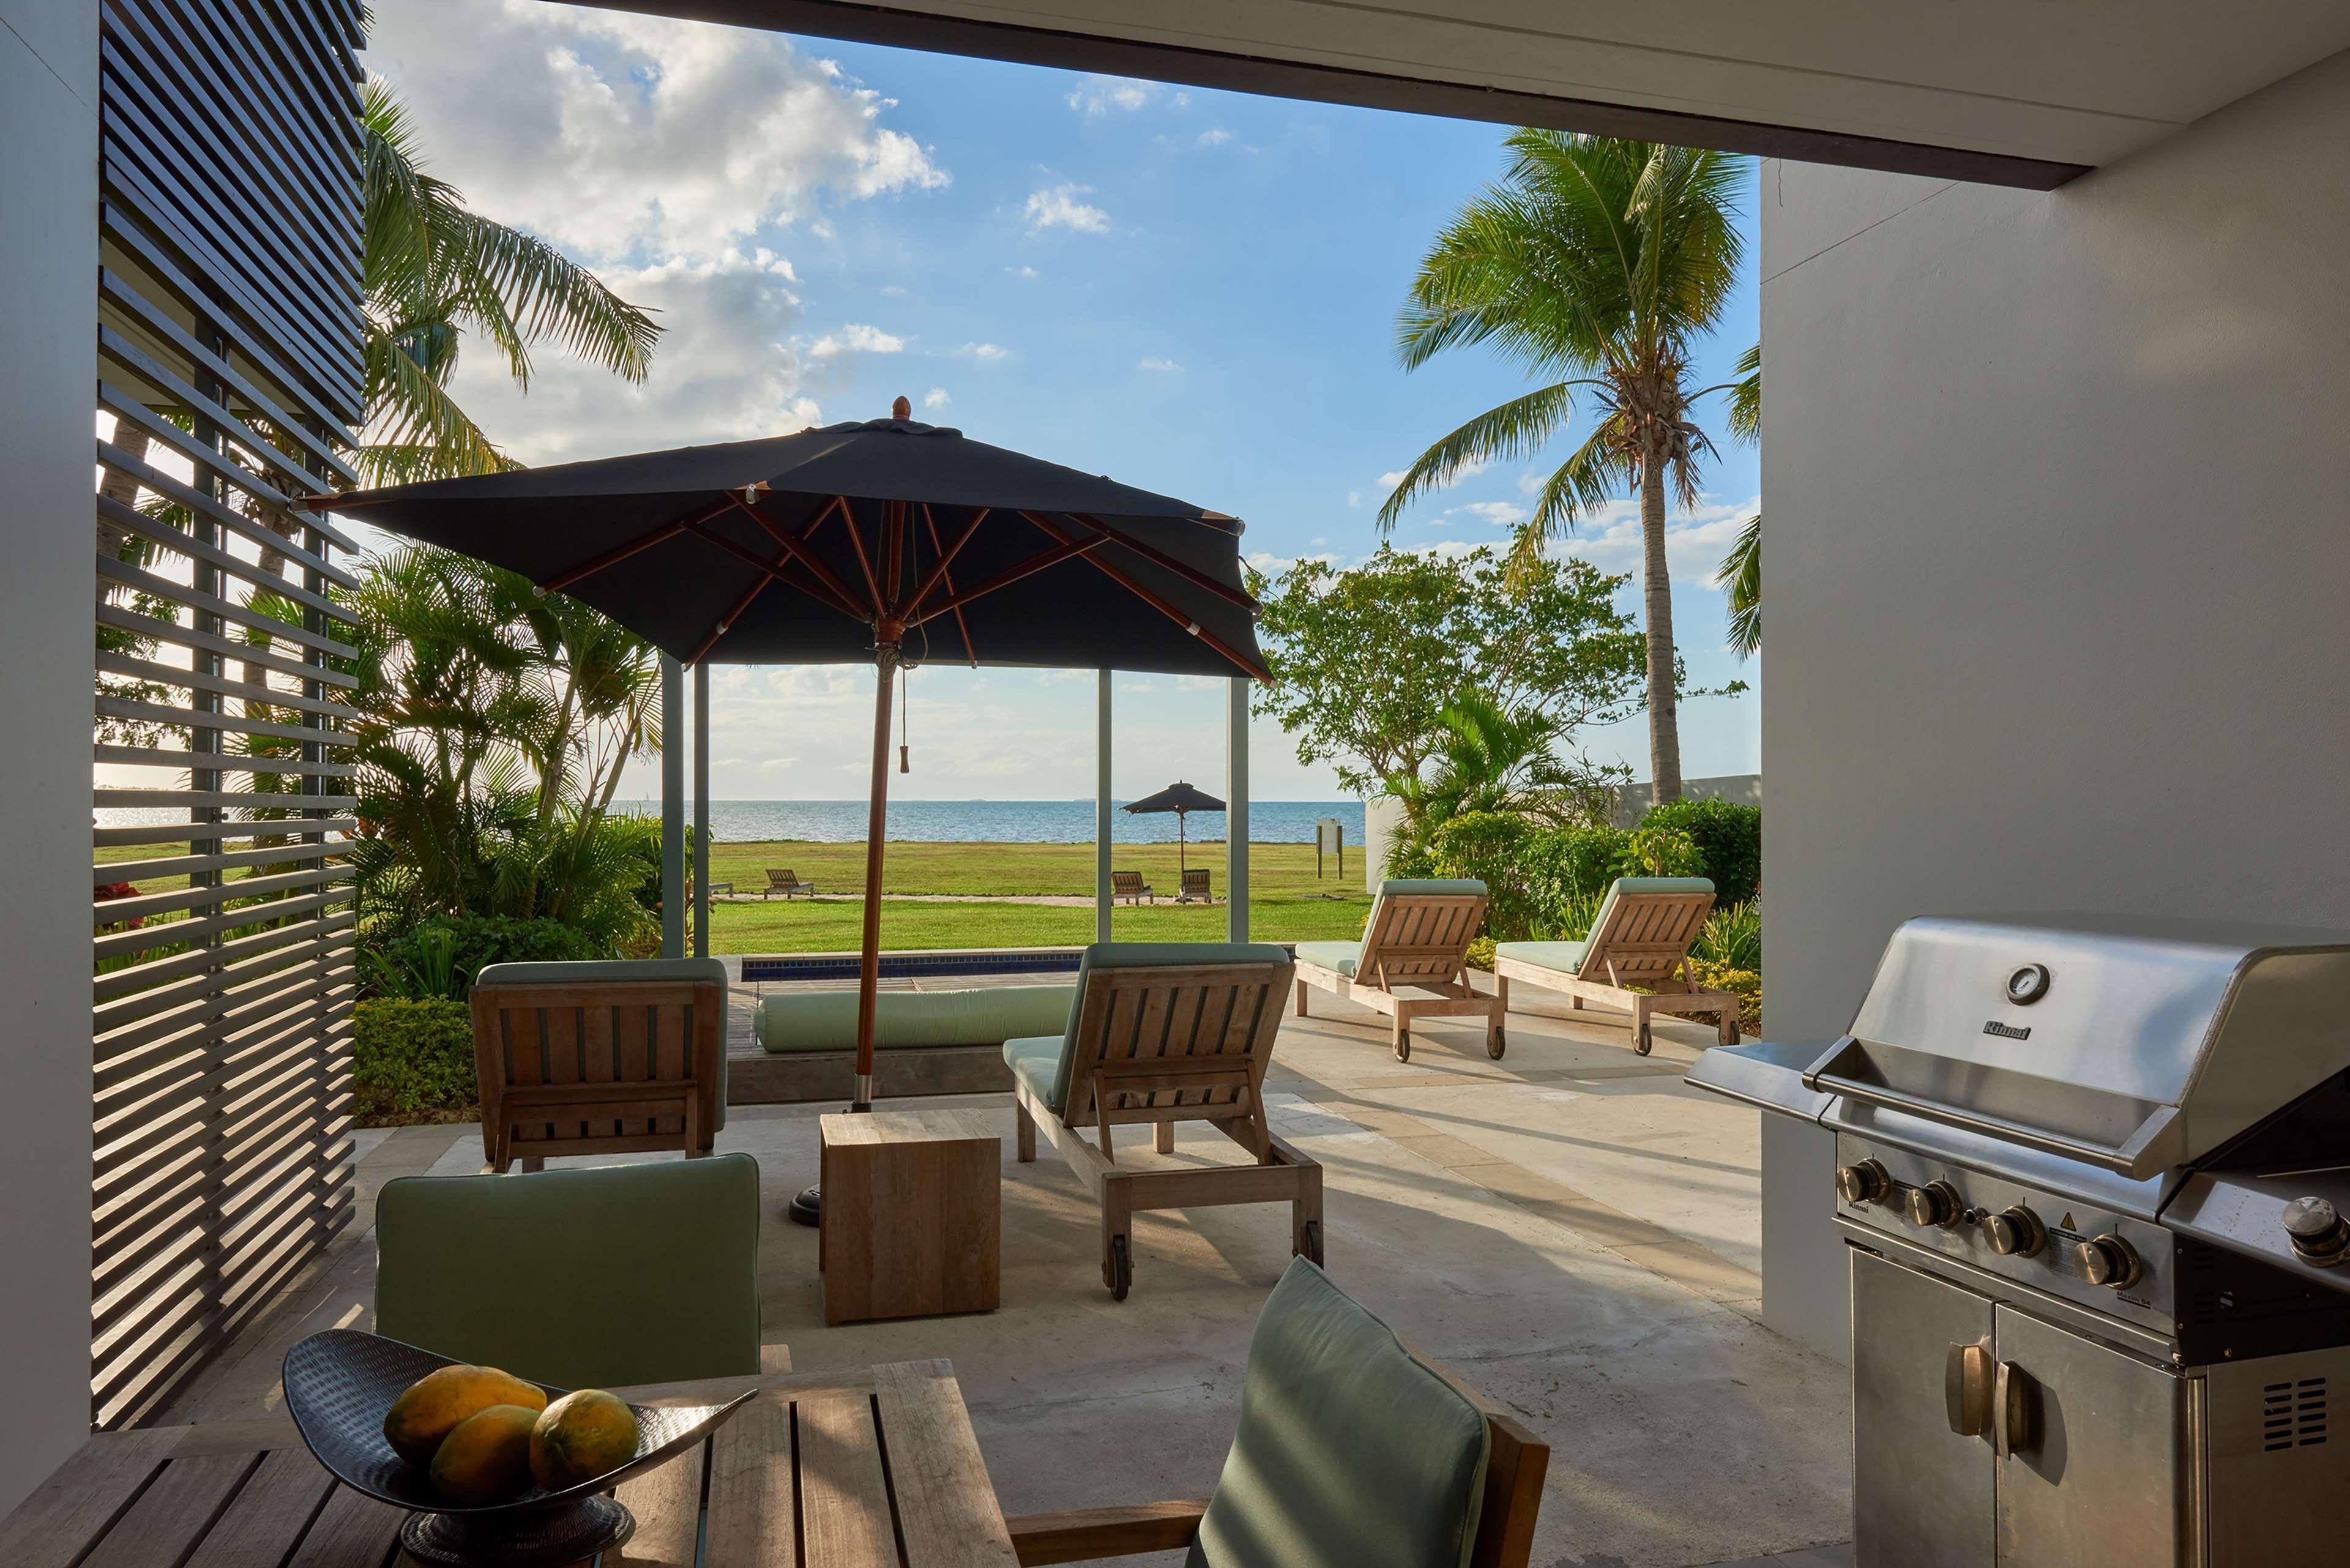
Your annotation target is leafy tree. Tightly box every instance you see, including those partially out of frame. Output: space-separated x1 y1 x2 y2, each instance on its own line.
359 78 660 483
1716 343 1761 659
1381 131 1747 804
1250 544 1644 797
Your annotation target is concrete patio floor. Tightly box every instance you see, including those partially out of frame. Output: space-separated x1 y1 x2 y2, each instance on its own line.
165 983 1851 1568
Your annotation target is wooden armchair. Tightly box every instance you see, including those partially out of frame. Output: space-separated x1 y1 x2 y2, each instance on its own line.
469 958 728 1172
1110 869 1154 904
1005 1258 1548 1567
1004 944 1319 1299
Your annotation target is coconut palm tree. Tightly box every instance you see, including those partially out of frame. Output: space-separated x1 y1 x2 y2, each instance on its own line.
1716 342 1761 659
1381 131 1746 804
359 78 660 483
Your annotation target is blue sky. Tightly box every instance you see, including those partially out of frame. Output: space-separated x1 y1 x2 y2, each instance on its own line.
363 1 1759 801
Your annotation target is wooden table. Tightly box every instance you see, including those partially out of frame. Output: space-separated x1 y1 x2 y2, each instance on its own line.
820 1110 1001 1324
0 1362 1017 1568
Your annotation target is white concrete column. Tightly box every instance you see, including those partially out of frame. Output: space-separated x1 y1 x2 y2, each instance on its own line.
0 0 99 1514
1226 678 1250 941
693 660 710 960
661 655 684 958
1095 670 1113 945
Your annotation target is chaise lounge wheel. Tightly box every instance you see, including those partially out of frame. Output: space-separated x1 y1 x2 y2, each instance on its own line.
1108 1234 1132 1302
1487 1028 1507 1061
1297 1219 1324 1267
1634 1025 1653 1056
1393 1032 1411 1063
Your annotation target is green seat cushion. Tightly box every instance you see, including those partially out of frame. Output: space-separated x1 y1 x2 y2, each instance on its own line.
1050 943 1292 1114
473 957 729 1133
1292 941 1362 978
1002 1034 1067 1112
375 1154 761 1389
755 985 1076 1054
1190 1259 1490 1568
1494 939 1587 974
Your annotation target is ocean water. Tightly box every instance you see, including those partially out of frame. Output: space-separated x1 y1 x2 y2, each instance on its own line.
611 799 1367 845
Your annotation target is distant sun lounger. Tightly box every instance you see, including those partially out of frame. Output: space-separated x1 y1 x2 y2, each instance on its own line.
1112 870 1154 904
763 868 815 898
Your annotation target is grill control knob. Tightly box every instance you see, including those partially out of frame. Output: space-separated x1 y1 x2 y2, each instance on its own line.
1906 1181 1964 1230
2073 1234 2143 1289
1836 1160 1892 1206
2283 1197 2350 1266
1984 1206 2046 1258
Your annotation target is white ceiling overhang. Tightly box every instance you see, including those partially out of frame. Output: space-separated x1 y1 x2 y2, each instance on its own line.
586 0 2350 188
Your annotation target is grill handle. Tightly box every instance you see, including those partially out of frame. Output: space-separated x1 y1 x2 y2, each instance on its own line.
1805 1047 2184 1178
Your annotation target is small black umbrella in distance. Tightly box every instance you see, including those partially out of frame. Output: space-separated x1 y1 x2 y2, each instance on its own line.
298 397 1267 1225
1122 780 1226 880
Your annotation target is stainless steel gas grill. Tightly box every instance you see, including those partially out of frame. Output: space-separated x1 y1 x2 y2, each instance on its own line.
1690 914 2350 1567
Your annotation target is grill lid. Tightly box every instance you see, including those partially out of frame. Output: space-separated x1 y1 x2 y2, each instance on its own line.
1802 916 2350 1178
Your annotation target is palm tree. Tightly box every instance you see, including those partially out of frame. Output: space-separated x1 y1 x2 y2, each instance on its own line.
359 78 661 483
1381 690 1581 830
1381 131 1746 805
1715 343 1761 659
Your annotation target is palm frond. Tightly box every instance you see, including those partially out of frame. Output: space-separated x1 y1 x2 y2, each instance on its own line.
1717 513 1761 659
1375 381 1580 531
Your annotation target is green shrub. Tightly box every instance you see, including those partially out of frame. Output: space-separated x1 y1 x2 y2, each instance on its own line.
1426 811 1535 936
361 914 613 1000
1618 824 1704 878
1520 824 1625 919
1464 935 1497 971
1693 899 1762 970
1638 797 1761 906
354 997 477 1121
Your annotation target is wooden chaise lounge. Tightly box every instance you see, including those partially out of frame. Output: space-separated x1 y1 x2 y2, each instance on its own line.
763 868 815 898
1493 875 1739 1055
1291 877 1504 1062
1111 869 1154 904
1006 1256 1548 1568
1005 943 1320 1300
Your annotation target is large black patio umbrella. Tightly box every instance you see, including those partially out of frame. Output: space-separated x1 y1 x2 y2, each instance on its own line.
1122 780 1225 878
299 397 1265 1172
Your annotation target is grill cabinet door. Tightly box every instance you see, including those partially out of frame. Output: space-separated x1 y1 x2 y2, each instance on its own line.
1852 1250 1996 1567
1992 1305 2191 1567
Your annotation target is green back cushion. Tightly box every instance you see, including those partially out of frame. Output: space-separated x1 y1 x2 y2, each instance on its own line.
375 1154 761 1389
1581 876 1714 977
1190 1260 1490 1568
1051 943 1292 1113
756 985 1076 1053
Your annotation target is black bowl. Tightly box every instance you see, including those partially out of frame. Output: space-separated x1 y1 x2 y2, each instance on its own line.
282 1329 753 1567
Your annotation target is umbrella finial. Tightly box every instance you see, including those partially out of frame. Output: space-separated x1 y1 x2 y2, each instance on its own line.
891 395 912 421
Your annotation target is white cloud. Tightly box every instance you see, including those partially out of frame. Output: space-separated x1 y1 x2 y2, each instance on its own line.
1198 127 1232 147
363 0 947 265
806 322 906 359
954 342 1009 362
1548 493 1758 581
1457 500 1529 528
1024 182 1111 234
922 386 950 409
880 283 909 297
1005 265 1040 280
1065 75 1156 115
1137 356 1183 373
1518 468 1549 495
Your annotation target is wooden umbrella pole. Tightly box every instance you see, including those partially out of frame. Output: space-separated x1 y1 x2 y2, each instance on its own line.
854 637 899 1110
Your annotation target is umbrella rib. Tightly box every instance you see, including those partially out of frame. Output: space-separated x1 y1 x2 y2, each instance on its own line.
686 562 773 667
1067 513 1259 611
837 498 887 619
917 504 978 666
1021 512 1272 681
908 535 1105 624
537 494 741 594
683 520 867 622
728 495 870 620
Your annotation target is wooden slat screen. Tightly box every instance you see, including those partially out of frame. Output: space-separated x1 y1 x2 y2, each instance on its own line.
92 0 365 1428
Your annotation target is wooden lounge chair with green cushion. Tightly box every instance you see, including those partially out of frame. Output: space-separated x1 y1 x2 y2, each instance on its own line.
1004 943 1321 1300
469 957 728 1172
763 868 813 898
1492 876 1737 1055
1291 878 1504 1062
1179 867 1212 903
375 1154 772 1389
1005 1256 1549 1568
1111 869 1154 904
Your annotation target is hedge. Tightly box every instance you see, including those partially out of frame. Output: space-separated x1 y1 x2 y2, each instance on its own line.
1637 797 1761 908
362 914 613 1001
354 996 477 1122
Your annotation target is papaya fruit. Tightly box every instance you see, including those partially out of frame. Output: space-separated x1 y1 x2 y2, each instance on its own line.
428 1404 541 1504
382 1365 547 1468
530 1390 641 1490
